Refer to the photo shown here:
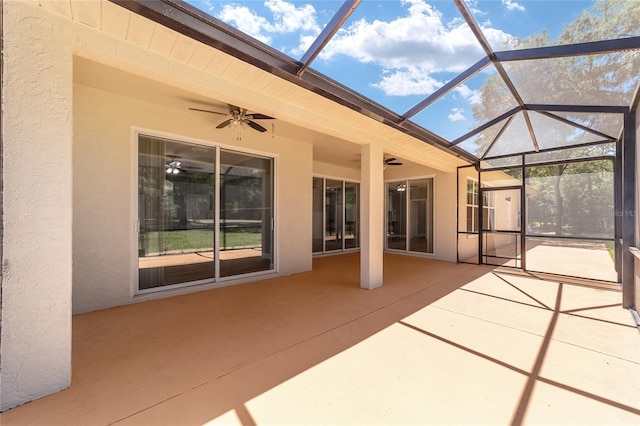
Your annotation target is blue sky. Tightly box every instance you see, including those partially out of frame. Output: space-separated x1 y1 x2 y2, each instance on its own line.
184 0 600 141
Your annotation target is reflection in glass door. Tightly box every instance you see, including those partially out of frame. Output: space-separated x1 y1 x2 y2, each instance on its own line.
138 136 216 290
312 177 324 253
325 179 343 252
345 182 359 249
219 150 274 277
386 182 407 250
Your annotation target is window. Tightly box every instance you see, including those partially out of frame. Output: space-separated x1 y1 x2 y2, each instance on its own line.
137 135 274 292
386 178 434 254
466 179 479 233
312 177 359 253
466 178 495 232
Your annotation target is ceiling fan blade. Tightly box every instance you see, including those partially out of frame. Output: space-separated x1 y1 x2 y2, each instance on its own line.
216 119 233 129
246 120 268 132
249 113 274 120
189 107 228 116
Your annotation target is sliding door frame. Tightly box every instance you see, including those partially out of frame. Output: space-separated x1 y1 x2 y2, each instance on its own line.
132 128 278 295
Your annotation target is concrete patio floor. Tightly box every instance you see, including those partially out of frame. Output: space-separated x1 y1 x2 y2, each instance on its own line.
1 253 638 425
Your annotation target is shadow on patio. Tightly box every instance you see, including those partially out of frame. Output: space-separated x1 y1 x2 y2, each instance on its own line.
1 253 638 425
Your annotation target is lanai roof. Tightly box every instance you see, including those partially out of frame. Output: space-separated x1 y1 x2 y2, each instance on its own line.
115 0 640 164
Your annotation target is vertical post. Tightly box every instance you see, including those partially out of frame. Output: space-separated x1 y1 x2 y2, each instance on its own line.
478 166 483 264
521 156 526 271
615 138 623 284
1 2 72 410
360 143 384 289
622 112 635 308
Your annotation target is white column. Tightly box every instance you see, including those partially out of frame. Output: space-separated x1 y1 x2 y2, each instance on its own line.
1 2 73 411
360 143 384 289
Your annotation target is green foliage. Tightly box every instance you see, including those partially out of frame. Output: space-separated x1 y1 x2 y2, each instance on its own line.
471 0 640 158
526 160 614 238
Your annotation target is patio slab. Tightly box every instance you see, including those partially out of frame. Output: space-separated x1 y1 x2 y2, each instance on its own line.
1 253 637 425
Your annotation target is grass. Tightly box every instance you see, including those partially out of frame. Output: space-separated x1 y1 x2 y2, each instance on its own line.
141 229 262 254
604 240 615 262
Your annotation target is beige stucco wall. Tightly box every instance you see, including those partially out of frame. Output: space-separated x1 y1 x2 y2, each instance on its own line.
313 161 361 182
1 1 74 411
73 82 313 314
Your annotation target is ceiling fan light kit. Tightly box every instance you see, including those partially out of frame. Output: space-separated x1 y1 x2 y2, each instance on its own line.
190 104 274 140
166 159 182 174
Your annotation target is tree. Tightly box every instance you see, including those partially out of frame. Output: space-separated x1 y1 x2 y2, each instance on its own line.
470 0 637 237
471 0 640 158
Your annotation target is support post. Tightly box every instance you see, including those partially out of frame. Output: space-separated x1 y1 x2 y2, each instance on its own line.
622 112 635 308
360 143 384 289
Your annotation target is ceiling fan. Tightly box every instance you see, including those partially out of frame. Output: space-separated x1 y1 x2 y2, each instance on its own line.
166 157 183 175
189 104 274 133
384 157 403 166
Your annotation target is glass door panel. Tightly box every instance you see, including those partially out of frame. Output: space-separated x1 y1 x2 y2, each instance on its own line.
138 137 215 290
219 150 274 278
325 179 343 252
409 179 434 253
312 177 324 253
344 182 359 250
386 182 407 250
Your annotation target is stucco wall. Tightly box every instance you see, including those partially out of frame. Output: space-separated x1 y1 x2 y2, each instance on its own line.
313 161 361 182
73 82 313 314
1 1 73 411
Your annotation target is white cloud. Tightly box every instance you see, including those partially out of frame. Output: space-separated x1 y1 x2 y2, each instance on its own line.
218 4 274 43
448 108 466 122
373 68 443 96
454 84 481 105
324 0 487 73
217 0 517 100
264 0 320 33
502 0 525 12
217 0 320 46
319 0 514 96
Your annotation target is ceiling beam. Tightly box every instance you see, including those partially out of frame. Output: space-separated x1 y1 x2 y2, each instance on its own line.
494 37 640 62
536 110 617 141
451 107 521 146
526 104 629 113
401 56 491 122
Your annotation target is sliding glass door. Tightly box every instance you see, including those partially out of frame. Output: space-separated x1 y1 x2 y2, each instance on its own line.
312 177 359 254
137 135 274 292
386 178 434 254
219 150 274 277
